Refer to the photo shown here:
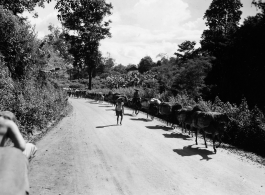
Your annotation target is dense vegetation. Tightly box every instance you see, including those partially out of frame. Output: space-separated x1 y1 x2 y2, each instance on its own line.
0 3 68 137
0 0 113 137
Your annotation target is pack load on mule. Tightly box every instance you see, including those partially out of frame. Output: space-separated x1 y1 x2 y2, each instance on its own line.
141 98 150 110
139 98 155 119
170 103 182 127
95 92 104 102
150 98 161 105
159 102 173 116
157 102 182 126
176 106 193 134
177 105 203 135
148 98 161 120
191 111 230 153
103 91 113 103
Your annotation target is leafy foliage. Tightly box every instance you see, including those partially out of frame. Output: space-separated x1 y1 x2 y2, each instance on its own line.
201 0 243 99
55 0 113 89
138 56 155 74
0 6 39 79
0 2 70 139
0 0 51 15
174 40 197 63
0 77 68 135
200 0 265 111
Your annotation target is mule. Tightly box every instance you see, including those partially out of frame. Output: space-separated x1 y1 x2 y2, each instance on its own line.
191 111 229 153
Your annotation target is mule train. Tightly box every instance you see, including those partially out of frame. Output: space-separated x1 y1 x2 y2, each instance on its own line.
71 90 230 153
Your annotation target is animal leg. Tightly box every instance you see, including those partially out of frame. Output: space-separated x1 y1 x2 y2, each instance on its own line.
202 130 207 148
215 134 222 148
195 127 198 145
190 127 194 137
184 124 187 134
179 123 182 132
213 135 216 153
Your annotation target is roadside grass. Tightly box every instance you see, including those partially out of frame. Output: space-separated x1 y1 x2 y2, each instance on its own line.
0 78 69 140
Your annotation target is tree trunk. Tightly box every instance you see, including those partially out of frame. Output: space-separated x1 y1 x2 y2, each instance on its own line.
88 69 92 90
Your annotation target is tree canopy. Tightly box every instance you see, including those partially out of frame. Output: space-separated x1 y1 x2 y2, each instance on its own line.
55 0 112 89
0 6 38 79
0 0 51 15
138 56 155 74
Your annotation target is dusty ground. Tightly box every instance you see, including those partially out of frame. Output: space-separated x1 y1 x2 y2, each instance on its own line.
29 98 265 195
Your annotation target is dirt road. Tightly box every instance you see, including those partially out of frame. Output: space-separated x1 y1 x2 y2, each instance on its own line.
29 98 265 195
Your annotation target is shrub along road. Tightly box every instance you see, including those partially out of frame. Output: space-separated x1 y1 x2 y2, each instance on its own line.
29 98 265 195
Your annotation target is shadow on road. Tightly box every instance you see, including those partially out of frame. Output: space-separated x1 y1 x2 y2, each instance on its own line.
105 109 115 111
163 133 192 140
96 124 118 128
130 118 151 122
98 105 113 107
87 101 99 104
173 145 214 161
145 125 173 131
124 113 133 116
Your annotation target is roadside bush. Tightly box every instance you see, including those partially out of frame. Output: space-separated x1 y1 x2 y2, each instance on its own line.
224 99 265 156
168 91 196 107
0 78 68 136
69 82 85 89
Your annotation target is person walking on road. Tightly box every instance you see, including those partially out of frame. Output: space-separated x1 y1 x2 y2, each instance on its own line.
115 98 124 125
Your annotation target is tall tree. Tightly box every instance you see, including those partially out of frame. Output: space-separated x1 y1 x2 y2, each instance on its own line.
103 56 115 72
201 0 242 100
138 56 154 74
172 53 213 97
0 6 38 79
41 25 74 80
55 0 112 89
201 0 242 56
212 0 265 109
126 64 138 72
112 64 126 74
0 0 51 16
174 40 197 63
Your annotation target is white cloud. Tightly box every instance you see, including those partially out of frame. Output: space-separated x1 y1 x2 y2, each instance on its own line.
100 0 204 65
108 11 121 23
22 1 60 38
183 17 205 30
20 0 258 65
132 0 190 30
24 11 57 26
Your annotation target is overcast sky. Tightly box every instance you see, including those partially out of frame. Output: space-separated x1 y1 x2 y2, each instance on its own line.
23 0 259 65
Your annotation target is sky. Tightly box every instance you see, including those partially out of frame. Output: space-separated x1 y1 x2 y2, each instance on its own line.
23 0 259 66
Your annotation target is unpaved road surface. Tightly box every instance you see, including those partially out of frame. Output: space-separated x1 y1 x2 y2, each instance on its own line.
29 98 265 195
